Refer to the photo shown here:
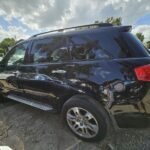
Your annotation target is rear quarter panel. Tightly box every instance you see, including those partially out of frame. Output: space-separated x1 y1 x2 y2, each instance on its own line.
67 58 150 128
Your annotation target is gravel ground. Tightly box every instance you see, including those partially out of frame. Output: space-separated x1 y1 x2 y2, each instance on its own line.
0 101 150 150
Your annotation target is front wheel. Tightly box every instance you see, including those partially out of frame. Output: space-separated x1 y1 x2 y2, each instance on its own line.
62 95 110 142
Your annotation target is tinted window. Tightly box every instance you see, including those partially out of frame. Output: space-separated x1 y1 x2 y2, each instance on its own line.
87 32 132 58
69 35 110 60
121 32 149 57
69 31 144 60
31 37 70 63
5 43 28 66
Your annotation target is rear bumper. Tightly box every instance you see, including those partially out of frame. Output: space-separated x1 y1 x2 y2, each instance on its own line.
110 89 150 128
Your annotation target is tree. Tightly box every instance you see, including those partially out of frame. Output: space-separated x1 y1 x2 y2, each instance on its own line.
0 38 16 54
146 41 150 49
105 17 122 25
94 20 100 24
0 48 5 54
95 17 122 26
94 20 103 24
136 33 144 42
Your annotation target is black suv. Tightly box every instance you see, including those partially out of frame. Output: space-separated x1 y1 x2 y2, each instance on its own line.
0 23 150 141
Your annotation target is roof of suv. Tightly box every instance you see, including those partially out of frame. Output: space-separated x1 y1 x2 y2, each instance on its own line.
31 23 112 38
27 23 132 41
17 23 131 45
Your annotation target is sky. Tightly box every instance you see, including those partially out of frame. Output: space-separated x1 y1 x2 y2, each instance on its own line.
0 0 150 42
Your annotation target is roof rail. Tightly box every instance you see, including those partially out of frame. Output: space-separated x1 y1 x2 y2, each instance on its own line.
30 23 113 38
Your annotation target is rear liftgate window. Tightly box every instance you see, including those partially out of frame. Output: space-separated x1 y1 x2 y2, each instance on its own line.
121 32 149 57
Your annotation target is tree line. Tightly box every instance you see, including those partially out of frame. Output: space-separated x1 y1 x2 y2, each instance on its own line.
0 17 150 57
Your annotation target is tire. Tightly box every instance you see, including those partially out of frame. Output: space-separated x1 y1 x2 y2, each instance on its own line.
62 95 110 142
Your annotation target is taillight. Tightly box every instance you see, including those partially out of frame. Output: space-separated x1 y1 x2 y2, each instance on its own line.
134 64 150 81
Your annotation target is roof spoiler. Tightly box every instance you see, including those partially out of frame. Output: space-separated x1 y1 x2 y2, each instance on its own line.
119 26 132 32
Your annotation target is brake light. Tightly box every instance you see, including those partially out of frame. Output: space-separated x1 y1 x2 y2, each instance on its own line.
134 64 150 81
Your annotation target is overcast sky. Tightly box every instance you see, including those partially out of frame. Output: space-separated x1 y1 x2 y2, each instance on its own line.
0 0 150 41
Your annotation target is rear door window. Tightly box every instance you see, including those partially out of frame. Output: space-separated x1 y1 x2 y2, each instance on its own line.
30 36 71 63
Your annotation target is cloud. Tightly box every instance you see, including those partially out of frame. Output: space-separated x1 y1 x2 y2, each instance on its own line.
0 0 71 29
0 25 29 41
132 25 150 42
0 0 150 30
0 0 150 43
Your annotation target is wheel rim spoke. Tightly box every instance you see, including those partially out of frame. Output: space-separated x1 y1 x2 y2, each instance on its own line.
72 107 81 117
67 113 76 122
86 123 98 133
85 111 93 120
80 127 90 137
73 123 80 131
81 127 87 136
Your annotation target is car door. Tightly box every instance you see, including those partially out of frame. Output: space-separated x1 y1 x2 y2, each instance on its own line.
17 36 75 109
0 42 29 96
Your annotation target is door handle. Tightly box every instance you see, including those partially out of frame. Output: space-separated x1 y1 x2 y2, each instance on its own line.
52 70 66 74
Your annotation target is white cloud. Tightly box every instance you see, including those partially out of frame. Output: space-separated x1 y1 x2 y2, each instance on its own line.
132 25 150 42
0 0 71 29
0 26 29 41
0 9 5 16
0 0 150 30
0 0 150 43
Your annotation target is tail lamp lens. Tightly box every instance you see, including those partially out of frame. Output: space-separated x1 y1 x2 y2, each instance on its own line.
135 64 150 81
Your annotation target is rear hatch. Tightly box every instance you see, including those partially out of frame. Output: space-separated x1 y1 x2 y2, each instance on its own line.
109 27 150 127
114 26 150 81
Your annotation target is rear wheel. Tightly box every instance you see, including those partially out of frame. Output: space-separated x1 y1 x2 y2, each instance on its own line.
62 95 110 141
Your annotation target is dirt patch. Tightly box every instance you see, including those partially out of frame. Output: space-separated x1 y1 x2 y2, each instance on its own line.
0 101 150 150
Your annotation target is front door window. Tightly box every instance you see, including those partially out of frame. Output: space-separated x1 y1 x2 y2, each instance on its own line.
6 43 28 66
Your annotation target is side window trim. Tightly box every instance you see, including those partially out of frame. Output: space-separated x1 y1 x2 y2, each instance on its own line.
25 39 34 64
23 40 32 64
